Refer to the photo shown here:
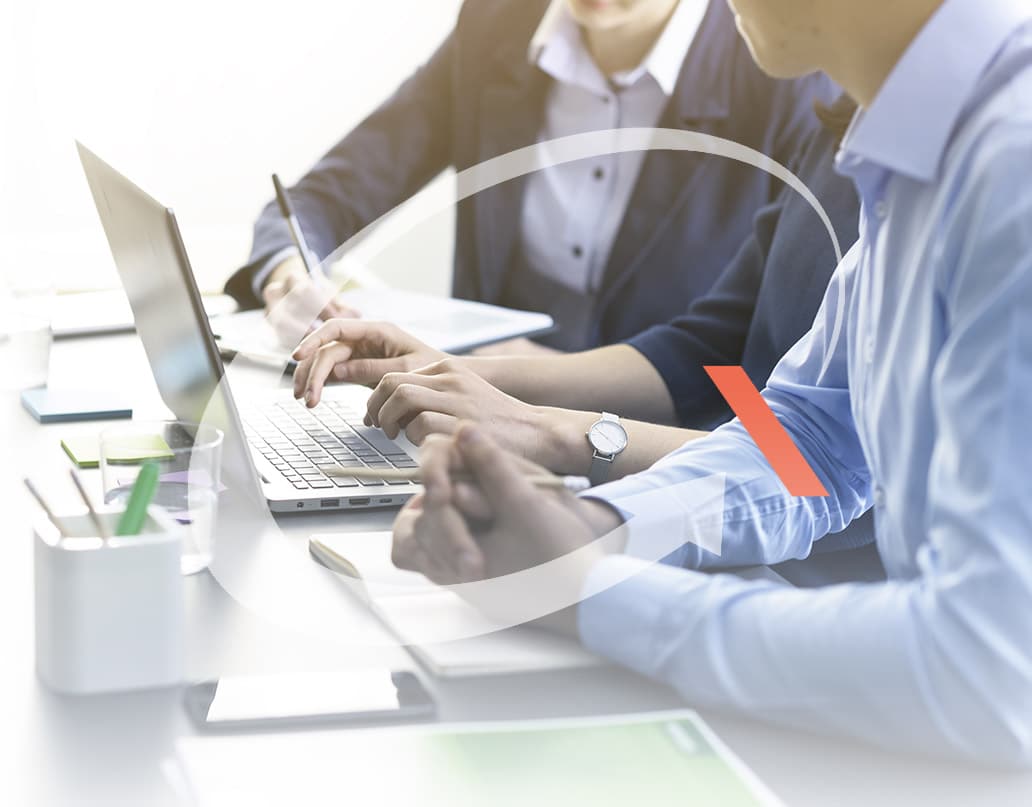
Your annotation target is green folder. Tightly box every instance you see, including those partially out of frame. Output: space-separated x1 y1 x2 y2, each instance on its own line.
177 711 782 806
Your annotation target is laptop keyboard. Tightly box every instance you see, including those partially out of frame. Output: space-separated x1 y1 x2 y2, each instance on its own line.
243 401 418 491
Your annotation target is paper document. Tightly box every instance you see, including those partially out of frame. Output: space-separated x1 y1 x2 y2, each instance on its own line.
174 710 784 807
210 288 553 361
310 531 602 677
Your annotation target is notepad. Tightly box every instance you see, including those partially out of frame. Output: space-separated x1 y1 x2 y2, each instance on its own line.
309 531 603 678
21 388 133 424
60 433 174 469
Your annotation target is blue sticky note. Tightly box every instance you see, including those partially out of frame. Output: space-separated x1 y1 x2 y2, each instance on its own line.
21 387 133 424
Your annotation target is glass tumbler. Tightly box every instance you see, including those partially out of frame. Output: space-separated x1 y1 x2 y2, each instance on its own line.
100 421 224 575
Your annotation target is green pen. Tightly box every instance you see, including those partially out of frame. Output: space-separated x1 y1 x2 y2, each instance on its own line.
115 461 160 536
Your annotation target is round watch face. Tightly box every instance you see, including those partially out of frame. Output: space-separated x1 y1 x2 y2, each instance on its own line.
589 419 628 455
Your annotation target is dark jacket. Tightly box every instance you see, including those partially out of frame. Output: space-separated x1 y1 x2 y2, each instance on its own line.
627 105 872 553
226 0 834 349
627 111 860 430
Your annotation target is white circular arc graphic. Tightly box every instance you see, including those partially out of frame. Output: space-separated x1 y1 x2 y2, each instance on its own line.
201 128 845 648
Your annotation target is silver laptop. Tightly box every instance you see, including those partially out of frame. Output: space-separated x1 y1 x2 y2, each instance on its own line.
77 143 421 512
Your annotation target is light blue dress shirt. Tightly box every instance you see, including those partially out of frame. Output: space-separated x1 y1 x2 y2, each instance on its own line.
579 0 1032 764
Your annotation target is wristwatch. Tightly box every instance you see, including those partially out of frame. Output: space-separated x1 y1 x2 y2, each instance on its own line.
586 412 628 487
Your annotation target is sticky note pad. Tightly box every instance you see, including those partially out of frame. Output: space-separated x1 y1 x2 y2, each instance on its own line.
61 434 174 469
21 388 133 424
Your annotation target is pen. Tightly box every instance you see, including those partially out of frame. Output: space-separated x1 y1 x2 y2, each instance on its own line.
115 461 160 536
317 464 591 493
272 173 319 277
23 478 70 538
68 468 110 541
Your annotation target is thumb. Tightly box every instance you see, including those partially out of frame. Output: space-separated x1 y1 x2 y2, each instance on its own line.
454 422 536 516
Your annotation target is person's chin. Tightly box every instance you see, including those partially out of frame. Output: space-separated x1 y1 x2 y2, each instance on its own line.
735 29 796 79
569 0 622 27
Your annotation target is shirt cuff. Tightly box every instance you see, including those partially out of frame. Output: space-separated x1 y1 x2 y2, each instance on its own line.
579 469 727 568
579 492 675 563
577 555 707 675
250 246 303 300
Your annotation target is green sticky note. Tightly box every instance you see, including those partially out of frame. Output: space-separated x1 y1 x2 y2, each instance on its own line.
61 434 174 469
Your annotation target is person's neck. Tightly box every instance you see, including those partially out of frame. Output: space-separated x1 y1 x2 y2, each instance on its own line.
826 0 942 108
584 0 680 77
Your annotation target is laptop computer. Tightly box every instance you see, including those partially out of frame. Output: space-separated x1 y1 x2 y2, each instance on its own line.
77 142 421 512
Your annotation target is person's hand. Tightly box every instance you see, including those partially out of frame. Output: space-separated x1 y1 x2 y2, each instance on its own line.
291 319 447 407
262 255 360 347
391 425 625 634
363 358 550 456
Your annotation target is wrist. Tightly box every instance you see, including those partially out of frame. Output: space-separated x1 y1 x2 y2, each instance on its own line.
263 254 307 290
463 355 507 388
532 407 597 475
534 500 626 638
575 498 626 548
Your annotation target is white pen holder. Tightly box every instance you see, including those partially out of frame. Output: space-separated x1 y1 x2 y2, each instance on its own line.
34 508 184 695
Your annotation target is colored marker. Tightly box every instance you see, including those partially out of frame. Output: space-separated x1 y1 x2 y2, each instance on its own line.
115 461 160 536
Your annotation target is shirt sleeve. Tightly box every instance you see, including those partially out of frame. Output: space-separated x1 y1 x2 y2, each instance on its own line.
578 140 1032 765
588 241 871 572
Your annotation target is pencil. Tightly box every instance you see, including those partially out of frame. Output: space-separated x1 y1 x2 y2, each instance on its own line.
69 468 110 541
317 464 590 492
23 478 69 538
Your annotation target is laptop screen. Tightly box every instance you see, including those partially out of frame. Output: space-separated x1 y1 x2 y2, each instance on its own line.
77 142 263 505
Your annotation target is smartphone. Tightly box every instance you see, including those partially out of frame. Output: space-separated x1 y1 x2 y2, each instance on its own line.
184 670 436 732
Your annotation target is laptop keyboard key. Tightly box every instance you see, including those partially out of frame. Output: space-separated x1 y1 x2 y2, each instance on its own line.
347 425 401 454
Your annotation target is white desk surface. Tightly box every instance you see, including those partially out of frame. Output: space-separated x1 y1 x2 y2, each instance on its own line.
4 333 1032 806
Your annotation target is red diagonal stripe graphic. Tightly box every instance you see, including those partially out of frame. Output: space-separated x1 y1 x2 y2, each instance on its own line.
704 366 829 497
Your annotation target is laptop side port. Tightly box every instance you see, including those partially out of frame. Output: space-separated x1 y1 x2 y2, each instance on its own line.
320 499 339 508
348 497 371 506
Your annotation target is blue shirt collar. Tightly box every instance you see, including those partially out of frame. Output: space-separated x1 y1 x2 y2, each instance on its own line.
840 0 1032 183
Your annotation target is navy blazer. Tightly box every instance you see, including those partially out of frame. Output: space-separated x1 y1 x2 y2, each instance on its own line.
626 112 860 429
627 112 870 552
226 0 834 348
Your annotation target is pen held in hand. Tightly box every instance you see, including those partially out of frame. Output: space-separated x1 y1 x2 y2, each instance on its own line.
272 173 319 277
317 464 590 493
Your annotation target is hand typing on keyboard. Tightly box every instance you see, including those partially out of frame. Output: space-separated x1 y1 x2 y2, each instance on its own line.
291 320 446 407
